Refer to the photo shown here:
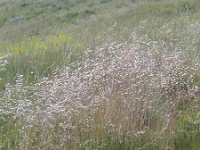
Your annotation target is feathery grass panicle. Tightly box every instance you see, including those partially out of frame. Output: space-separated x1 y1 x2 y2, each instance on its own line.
1 33 200 149
1 0 200 149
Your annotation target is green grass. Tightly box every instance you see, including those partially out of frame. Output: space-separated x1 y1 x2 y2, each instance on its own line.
0 0 133 89
1 0 200 89
175 105 200 150
1 0 200 149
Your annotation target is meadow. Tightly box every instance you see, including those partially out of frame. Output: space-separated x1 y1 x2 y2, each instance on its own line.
0 0 200 149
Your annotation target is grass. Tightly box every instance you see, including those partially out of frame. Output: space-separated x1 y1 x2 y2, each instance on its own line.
0 0 200 149
1 0 200 88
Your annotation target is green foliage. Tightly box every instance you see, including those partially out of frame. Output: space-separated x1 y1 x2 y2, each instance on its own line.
0 117 21 150
175 109 200 150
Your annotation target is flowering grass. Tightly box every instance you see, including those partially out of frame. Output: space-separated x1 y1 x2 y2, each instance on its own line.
1 32 200 149
0 33 84 90
0 0 200 149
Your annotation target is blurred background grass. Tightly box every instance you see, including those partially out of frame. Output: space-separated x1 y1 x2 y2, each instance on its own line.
1 0 200 89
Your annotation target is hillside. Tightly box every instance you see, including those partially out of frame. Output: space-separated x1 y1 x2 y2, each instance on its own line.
0 0 133 41
1 0 200 149
0 0 136 88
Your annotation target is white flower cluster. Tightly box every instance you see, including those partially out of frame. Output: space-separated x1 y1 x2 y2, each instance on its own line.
1 33 200 149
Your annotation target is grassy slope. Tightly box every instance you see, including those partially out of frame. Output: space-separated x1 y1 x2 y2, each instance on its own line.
0 0 200 149
1 0 200 88
0 0 128 41
0 0 136 88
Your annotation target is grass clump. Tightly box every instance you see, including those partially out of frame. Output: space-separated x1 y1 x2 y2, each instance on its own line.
1 0 200 149
1 34 200 149
175 108 200 150
0 33 83 89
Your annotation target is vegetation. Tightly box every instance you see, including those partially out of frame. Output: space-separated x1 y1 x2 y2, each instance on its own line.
0 0 200 149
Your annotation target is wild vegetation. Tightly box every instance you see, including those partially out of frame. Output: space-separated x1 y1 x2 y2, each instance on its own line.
0 0 200 149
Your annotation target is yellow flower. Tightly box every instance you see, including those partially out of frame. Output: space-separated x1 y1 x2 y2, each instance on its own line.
6 33 72 56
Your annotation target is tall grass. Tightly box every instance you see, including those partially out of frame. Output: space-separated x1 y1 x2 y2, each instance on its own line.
1 32 200 149
1 0 200 90
1 0 200 149
0 33 84 90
